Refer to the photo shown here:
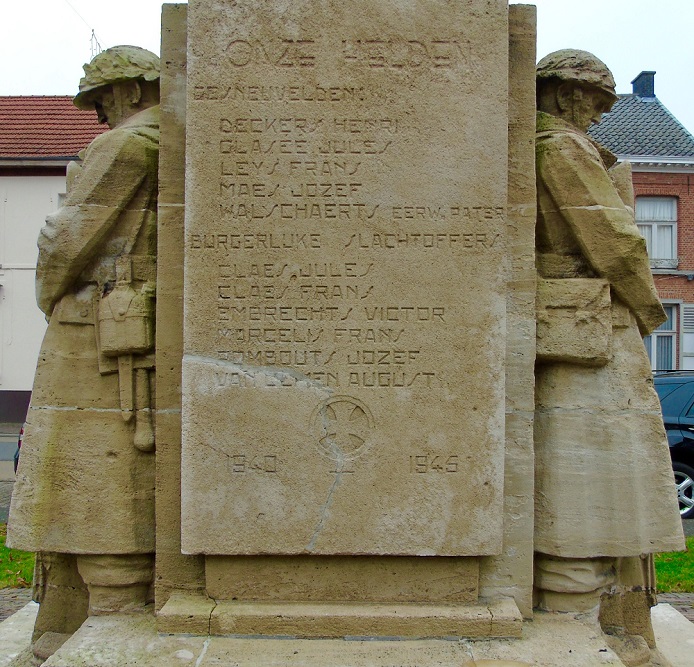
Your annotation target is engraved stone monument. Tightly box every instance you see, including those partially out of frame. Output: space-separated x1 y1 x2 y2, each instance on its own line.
182 0 510 557
155 0 538 638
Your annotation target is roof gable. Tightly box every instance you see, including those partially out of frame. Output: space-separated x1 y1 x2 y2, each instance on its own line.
588 94 694 158
0 96 105 160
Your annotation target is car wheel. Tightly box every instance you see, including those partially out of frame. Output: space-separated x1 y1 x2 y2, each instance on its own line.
673 462 694 520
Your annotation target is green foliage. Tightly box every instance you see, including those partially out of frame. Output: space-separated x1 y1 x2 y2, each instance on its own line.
655 536 694 593
0 523 34 588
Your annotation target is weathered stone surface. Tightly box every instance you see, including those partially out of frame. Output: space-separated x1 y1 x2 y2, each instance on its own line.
479 3 537 619
35 608 640 666
651 604 694 667
205 598 521 638
7 48 161 649
156 593 215 635
153 0 539 635
157 595 521 640
43 612 208 667
0 602 38 667
205 555 478 603
32 632 72 663
536 278 612 365
156 3 206 613
604 634 652 667
182 0 511 557
533 49 684 616
468 610 627 666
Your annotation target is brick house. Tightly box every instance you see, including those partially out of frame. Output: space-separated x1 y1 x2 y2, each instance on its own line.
589 72 694 371
0 97 103 426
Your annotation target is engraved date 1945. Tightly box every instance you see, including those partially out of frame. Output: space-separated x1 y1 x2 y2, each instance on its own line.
409 454 459 474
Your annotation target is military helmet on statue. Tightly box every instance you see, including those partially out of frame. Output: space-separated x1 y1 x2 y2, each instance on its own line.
536 49 618 101
74 45 160 110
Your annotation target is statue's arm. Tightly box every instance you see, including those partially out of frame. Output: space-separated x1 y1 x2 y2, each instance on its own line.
538 134 666 335
36 131 148 316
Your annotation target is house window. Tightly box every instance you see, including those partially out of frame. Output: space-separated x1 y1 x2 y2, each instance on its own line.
636 196 677 268
644 304 676 371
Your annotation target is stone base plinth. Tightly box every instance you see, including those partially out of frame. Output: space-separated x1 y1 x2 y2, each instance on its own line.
157 594 522 639
33 606 657 667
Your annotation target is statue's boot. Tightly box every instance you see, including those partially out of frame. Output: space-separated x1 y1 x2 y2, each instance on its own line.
534 553 616 613
76 553 154 615
30 553 89 662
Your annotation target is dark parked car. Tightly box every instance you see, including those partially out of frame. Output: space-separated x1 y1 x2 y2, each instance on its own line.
654 371 694 519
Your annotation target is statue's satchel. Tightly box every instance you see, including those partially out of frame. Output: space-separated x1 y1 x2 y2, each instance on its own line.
98 284 154 357
536 278 612 366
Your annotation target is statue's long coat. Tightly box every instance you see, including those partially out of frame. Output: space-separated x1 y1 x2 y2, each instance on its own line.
534 112 684 558
8 106 159 554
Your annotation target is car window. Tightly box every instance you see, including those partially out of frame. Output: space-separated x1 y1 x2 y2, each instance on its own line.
655 382 683 402
657 382 694 419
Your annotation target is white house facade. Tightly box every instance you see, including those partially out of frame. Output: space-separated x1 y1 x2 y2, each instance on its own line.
0 96 103 427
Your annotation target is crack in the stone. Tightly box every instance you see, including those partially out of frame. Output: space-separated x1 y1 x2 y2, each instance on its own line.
486 603 494 636
184 354 325 386
305 400 354 551
306 467 343 552
194 597 216 665
207 596 217 635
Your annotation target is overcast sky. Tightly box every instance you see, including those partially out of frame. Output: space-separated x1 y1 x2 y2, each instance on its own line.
2 0 693 135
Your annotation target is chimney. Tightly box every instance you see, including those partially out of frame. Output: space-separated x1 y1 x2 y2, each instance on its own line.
632 71 656 98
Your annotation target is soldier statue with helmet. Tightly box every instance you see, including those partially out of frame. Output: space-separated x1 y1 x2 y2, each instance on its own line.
8 45 160 656
533 49 684 622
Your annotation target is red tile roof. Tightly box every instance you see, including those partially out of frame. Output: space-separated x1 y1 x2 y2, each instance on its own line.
0 96 106 160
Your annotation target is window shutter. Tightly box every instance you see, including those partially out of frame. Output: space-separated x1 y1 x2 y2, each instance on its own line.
684 304 694 332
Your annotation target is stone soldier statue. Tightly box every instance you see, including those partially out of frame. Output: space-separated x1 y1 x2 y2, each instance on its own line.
533 49 684 617
8 45 160 654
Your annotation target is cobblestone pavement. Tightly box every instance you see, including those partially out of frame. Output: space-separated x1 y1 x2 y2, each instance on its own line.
0 587 32 623
0 481 13 522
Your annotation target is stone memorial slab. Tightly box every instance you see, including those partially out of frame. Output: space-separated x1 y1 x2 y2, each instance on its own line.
182 0 509 555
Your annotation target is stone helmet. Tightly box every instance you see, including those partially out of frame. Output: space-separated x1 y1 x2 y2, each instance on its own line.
536 49 618 101
74 45 160 110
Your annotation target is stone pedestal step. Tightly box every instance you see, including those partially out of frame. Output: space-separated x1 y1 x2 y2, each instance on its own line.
157 593 522 639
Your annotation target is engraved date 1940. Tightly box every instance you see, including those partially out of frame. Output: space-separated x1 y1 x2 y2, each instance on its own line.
230 454 277 473
409 454 459 474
